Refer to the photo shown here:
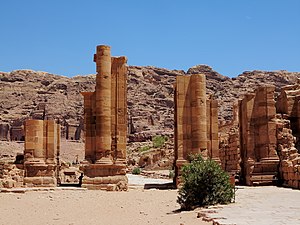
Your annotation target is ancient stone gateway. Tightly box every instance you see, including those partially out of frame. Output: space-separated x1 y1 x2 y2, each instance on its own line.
80 45 128 190
79 46 221 188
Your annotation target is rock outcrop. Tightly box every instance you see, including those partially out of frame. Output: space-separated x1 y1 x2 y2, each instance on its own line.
1 66 300 160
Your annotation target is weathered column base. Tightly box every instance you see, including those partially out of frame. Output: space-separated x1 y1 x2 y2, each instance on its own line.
23 163 57 187
115 158 127 166
80 164 127 191
95 157 113 165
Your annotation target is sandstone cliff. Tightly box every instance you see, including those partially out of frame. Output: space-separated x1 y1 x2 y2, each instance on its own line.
0 66 299 143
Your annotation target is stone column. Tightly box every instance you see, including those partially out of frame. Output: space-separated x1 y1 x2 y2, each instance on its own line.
174 76 189 184
56 124 60 166
210 98 220 162
190 74 207 156
174 74 209 185
25 120 45 162
111 56 128 165
206 97 212 158
94 45 112 164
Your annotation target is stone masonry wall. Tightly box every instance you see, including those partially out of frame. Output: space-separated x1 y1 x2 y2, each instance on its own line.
219 126 240 174
276 116 300 189
0 162 24 188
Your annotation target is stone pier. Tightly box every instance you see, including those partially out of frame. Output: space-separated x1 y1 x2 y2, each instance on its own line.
239 86 279 185
23 120 60 187
174 74 219 185
207 96 220 163
81 45 128 190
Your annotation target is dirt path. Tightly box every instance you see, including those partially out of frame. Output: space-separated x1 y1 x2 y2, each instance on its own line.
201 186 300 225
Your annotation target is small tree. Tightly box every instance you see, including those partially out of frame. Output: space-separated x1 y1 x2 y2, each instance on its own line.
177 154 233 210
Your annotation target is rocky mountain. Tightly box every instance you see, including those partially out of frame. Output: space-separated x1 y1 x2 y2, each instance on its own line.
0 65 300 143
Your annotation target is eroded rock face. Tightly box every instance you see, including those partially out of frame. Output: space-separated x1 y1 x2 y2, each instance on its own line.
1 66 300 140
1 66 300 167
0 70 93 142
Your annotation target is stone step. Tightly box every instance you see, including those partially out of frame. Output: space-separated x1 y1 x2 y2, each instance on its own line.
250 174 278 185
251 171 278 176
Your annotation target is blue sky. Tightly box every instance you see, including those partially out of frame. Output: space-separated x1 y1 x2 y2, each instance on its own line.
0 0 299 77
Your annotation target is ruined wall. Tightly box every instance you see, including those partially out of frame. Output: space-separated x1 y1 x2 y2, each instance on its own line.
0 162 24 188
218 84 300 188
219 102 241 175
276 84 300 150
275 84 300 189
275 116 300 189
219 126 240 174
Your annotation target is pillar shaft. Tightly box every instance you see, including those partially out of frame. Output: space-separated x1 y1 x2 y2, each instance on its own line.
25 120 45 160
95 45 112 163
111 56 128 164
82 92 95 162
210 99 219 160
174 74 212 186
45 120 57 163
190 74 207 155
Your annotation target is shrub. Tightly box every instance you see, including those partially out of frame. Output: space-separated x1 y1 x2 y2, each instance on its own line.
138 145 151 152
177 154 233 210
132 167 141 175
152 135 168 148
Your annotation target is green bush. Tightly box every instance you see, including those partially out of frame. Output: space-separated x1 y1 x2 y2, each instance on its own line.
132 167 141 175
138 145 151 152
177 154 233 210
152 135 168 148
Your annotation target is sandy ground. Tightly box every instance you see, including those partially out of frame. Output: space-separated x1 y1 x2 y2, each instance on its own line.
2 172 300 225
0 189 210 225
0 175 210 225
